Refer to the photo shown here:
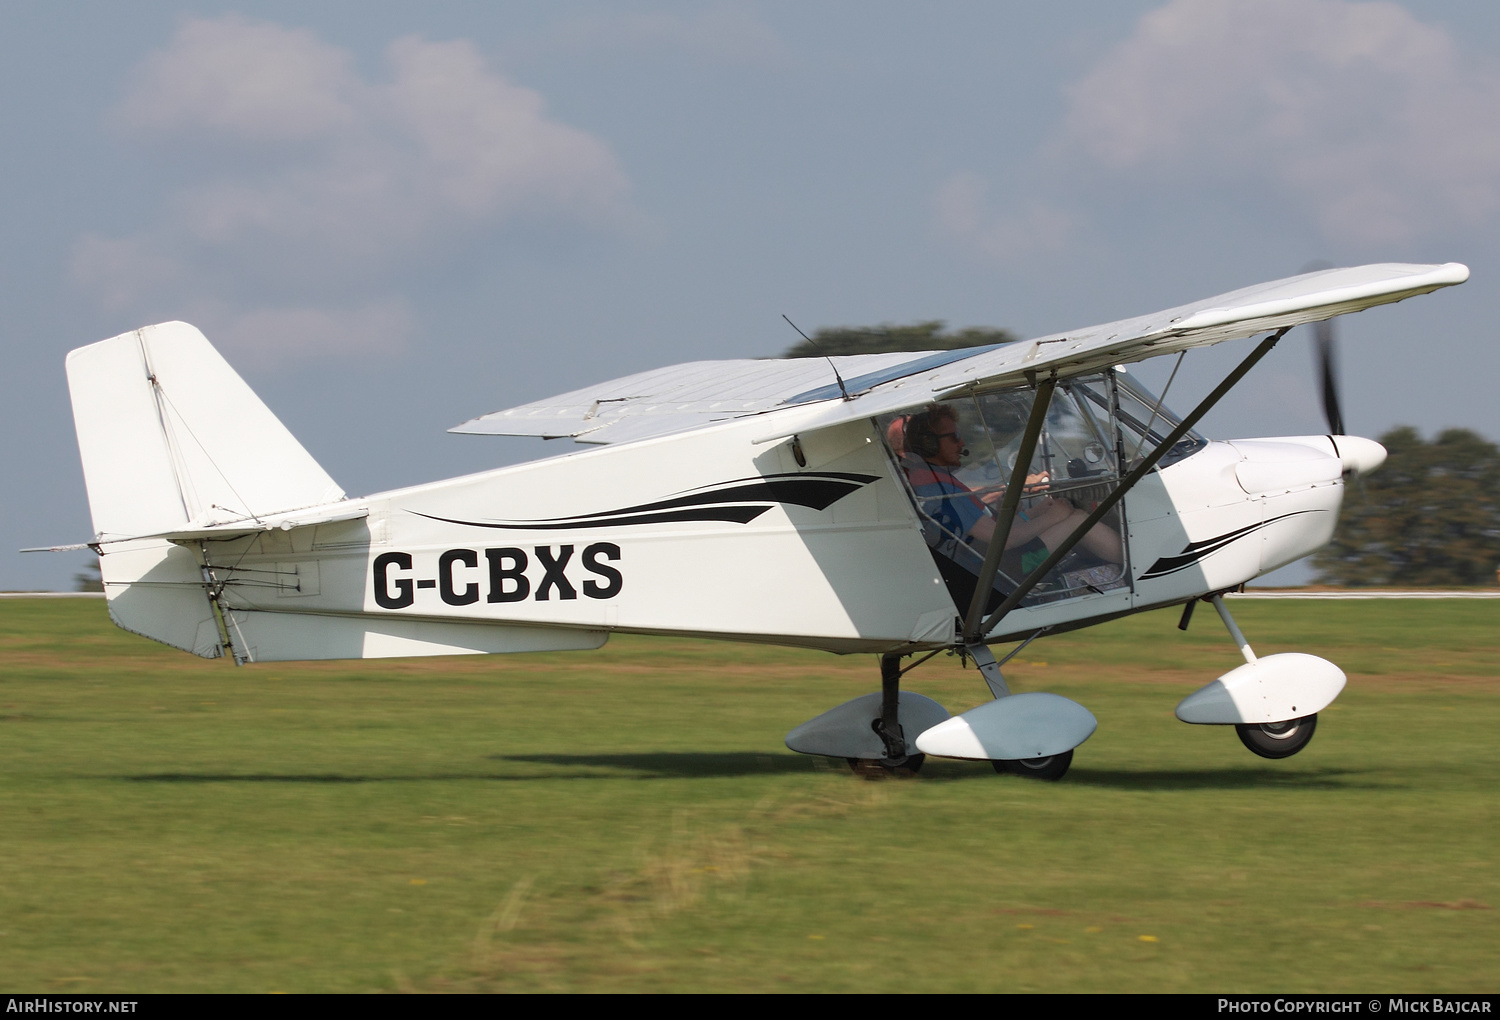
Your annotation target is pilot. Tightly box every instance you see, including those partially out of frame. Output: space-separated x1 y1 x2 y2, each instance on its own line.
902 404 1122 571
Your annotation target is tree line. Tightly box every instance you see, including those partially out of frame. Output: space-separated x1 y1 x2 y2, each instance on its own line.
1313 427 1500 587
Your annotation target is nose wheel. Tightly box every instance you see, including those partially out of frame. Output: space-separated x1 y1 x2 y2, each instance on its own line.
1236 714 1317 759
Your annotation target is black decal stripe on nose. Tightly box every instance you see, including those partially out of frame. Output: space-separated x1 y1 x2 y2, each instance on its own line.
1139 510 1323 580
1141 521 1272 578
407 472 879 531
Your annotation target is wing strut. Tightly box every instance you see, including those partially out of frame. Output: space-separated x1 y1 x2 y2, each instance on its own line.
976 327 1289 637
962 372 1057 643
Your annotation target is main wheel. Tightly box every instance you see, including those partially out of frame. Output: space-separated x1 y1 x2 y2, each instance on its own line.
992 749 1073 781
1236 714 1317 759
847 754 925 779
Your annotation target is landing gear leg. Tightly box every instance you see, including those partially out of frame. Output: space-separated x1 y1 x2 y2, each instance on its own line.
846 654 925 778
1210 594 1257 666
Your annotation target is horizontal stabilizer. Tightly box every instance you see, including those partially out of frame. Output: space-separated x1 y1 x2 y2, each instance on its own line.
125 503 369 545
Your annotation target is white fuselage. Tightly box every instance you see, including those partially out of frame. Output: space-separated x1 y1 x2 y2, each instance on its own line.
106 416 1357 663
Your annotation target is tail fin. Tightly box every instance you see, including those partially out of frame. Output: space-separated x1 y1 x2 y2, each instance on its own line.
67 322 343 539
66 322 344 657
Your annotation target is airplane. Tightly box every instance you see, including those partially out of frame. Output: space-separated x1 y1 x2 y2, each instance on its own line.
50 261 1469 781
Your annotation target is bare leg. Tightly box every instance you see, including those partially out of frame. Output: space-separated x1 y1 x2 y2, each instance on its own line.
1038 508 1123 563
1078 518 1123 563
1006 497 1074 546
984 496 1124 565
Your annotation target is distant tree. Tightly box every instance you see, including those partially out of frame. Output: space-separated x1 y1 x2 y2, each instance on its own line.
1313 427 1500 586
73 558 103 593
781 321 1017 358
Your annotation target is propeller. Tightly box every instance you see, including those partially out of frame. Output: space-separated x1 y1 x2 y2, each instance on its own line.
1301 261 1384 487
1313 317 1344 436
1301 261 1344 436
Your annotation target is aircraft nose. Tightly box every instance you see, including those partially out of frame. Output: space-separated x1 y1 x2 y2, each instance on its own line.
1332 436 1386 476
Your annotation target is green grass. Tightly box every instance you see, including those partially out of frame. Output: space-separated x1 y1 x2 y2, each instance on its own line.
0 598 1496 992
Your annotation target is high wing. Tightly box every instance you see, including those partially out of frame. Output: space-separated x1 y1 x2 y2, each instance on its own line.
448 350 983 445
452 262 1467 445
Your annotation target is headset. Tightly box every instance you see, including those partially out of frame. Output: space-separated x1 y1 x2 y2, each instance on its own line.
903 404 966 459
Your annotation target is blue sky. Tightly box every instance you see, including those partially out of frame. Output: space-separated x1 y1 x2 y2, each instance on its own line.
5 1 1499 589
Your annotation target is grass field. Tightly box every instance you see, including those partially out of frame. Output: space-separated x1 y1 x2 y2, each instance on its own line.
0 597 1496 993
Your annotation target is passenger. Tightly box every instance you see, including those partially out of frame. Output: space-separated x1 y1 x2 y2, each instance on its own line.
885 414 911 458
902 404 1122 569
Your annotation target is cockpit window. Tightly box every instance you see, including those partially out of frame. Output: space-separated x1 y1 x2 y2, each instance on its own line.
878 371 1133 616
1100 369 1206 469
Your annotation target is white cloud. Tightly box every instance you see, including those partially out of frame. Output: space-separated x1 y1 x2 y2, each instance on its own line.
936 0 1500 258
77 15 634 363
1061 0 1500 244
116 17 359 143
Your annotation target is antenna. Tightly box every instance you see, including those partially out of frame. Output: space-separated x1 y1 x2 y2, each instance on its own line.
781 314 851 401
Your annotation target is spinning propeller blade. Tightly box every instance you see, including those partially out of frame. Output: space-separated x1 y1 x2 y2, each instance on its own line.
1314 317 1344 436
1301 261 1344 436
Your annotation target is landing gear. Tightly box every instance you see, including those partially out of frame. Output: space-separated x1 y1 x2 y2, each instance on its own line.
991 749 1073 781
1236 714 1317 759
1176 596 1338 761
845 656 926 779
785 647 1096 781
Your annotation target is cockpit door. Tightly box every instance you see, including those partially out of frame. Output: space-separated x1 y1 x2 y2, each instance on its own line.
878 369 1203 635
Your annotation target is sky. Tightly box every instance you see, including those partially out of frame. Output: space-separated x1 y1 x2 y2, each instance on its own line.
4 0 1500 590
